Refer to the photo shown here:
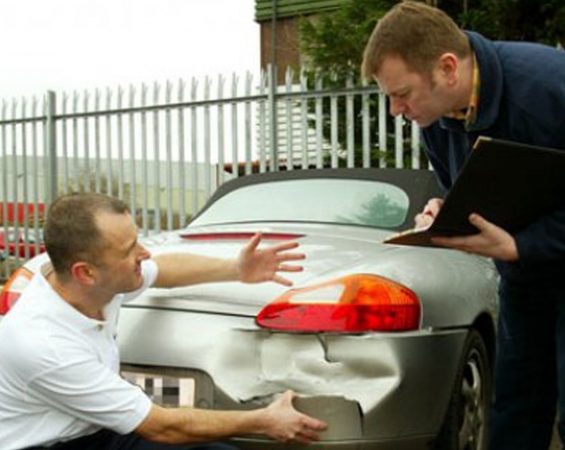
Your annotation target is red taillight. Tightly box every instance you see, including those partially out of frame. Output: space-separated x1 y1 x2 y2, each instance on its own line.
0 268 33 315
256 274 421 332
180 232 304 241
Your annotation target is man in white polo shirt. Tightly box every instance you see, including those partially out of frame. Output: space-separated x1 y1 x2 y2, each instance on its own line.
0 193 326 450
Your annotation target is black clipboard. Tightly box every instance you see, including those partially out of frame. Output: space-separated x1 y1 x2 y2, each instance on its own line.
385 136 565 247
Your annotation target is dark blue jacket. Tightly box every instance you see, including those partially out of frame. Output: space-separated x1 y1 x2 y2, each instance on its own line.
422 31 565 283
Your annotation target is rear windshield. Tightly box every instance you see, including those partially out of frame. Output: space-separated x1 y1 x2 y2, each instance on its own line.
191 178 410 229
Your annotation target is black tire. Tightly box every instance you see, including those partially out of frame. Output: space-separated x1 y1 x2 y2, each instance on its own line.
434 329 492 450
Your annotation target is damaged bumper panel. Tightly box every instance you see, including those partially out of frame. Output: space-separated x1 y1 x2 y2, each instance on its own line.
232 396 434 449
119 307 467 447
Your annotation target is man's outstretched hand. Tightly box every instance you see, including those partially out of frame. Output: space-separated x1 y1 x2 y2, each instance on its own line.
237 233 305 286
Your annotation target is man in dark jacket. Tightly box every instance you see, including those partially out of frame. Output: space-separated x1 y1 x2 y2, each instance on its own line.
362 2 565 449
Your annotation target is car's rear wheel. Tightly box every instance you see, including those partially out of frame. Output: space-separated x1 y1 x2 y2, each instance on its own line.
434 329 492 450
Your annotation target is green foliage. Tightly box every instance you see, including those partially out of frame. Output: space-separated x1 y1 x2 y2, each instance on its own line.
298 0 396 79
298 0 418 168
460 0 565 46
299 0 563 77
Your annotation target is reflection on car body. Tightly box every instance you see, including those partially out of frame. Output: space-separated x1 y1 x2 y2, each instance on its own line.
0 168 498 449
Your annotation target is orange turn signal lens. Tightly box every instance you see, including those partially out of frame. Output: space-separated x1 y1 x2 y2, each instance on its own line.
256 274 420 332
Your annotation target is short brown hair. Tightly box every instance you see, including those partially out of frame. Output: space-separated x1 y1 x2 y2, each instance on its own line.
362 1 470 79
44 193 130 276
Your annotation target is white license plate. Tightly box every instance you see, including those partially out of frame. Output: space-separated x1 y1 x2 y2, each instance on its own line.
121 370 195 408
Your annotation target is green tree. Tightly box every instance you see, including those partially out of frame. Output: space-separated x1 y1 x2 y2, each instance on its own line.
299 0 395 79
460 0 564 46
298 0 424 168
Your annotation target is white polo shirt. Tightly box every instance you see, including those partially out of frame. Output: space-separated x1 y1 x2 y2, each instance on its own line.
0 260 158 450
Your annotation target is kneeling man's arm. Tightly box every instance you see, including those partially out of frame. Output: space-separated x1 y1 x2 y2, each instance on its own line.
135 390 326 444
153 233 304 288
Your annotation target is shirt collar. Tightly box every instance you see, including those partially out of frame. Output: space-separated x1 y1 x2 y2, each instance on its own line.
39 263 109 332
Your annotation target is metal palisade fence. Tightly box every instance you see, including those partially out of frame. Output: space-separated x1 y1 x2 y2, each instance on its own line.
0 65 426 279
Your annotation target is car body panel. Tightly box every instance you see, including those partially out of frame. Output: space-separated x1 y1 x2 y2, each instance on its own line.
118 305 466 443
134 221 498 329
0 169 498 449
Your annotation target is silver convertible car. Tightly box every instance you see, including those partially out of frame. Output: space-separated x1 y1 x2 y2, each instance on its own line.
0 168 498 450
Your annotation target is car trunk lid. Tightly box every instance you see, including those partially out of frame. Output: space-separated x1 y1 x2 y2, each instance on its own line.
128 223 393 317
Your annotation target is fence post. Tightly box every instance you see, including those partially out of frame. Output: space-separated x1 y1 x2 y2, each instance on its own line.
45 90 57 204
267 64 278 171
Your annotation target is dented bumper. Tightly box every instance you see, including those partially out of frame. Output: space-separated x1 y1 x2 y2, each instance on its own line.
119 306 467 448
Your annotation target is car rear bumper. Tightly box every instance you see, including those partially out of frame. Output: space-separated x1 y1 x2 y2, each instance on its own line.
232 435 434 450
119 306 468 446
